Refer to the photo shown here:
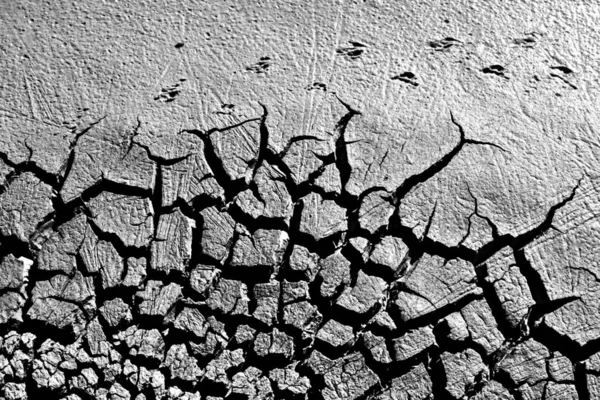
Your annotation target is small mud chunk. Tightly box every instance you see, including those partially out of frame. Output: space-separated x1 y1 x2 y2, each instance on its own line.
60 118 155 203
482 246 534 330
118 327 165 363
335 270 387 317
150 209 195 274
460 299 504 355
161 146 224 207
210 119 261 183
203 348 245 390
230 228 288 277
317 250 351 299
496 339 549 386
189 264 219 298
316 319 354 351
471 381 512 399
288 245 319 281
199 206 236 263
358 190 394 235
283 300 322 340
123 256 147 288
282 137 335 185
369 235 410 277
544 382 578 399
0 172 53 242
38 214 89 274
392 254 482 322
361 331 392 364
252 282 280 326
173 307 209 339
374 363 431 399
314 162 343 195
87 192 154 248
299 192 347 242
163 343 202 382
269 366 311 397
307 350 380 400
136 280 182 317
280 288 309 307
96 240 125 289
0 255 30 324
27 272 95 339
233 324 256 347
231 366 274 399
254 328 295 361
235 161 293 223
206 278 249 316
325 352 379 400
370 310 398 333
392 326 436 362
441 348 488 399
548 351 574 382
99 298 132 328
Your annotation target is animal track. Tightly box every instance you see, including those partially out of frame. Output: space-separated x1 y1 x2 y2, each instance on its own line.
154 79 186 102
306 82 327 91
513 33 539 48
336 41 367 59
246 56 271 73
215 103 236 115
481 65 508 79
428 37 461 51
391 72 419 87
550 66 577 89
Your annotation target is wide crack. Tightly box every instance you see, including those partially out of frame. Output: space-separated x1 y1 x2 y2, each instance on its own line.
0 101 592 400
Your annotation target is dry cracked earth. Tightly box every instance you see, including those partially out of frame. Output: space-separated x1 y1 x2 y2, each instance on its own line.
2 1 600 399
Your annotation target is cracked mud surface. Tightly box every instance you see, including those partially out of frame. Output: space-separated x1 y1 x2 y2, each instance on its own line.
2 1 600 399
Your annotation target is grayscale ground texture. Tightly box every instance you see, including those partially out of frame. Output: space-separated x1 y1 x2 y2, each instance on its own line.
1 0 600 399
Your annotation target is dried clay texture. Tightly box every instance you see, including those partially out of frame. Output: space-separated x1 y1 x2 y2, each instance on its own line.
1 1 600 399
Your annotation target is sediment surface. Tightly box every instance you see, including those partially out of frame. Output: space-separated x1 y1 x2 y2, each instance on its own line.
1 1 600 399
